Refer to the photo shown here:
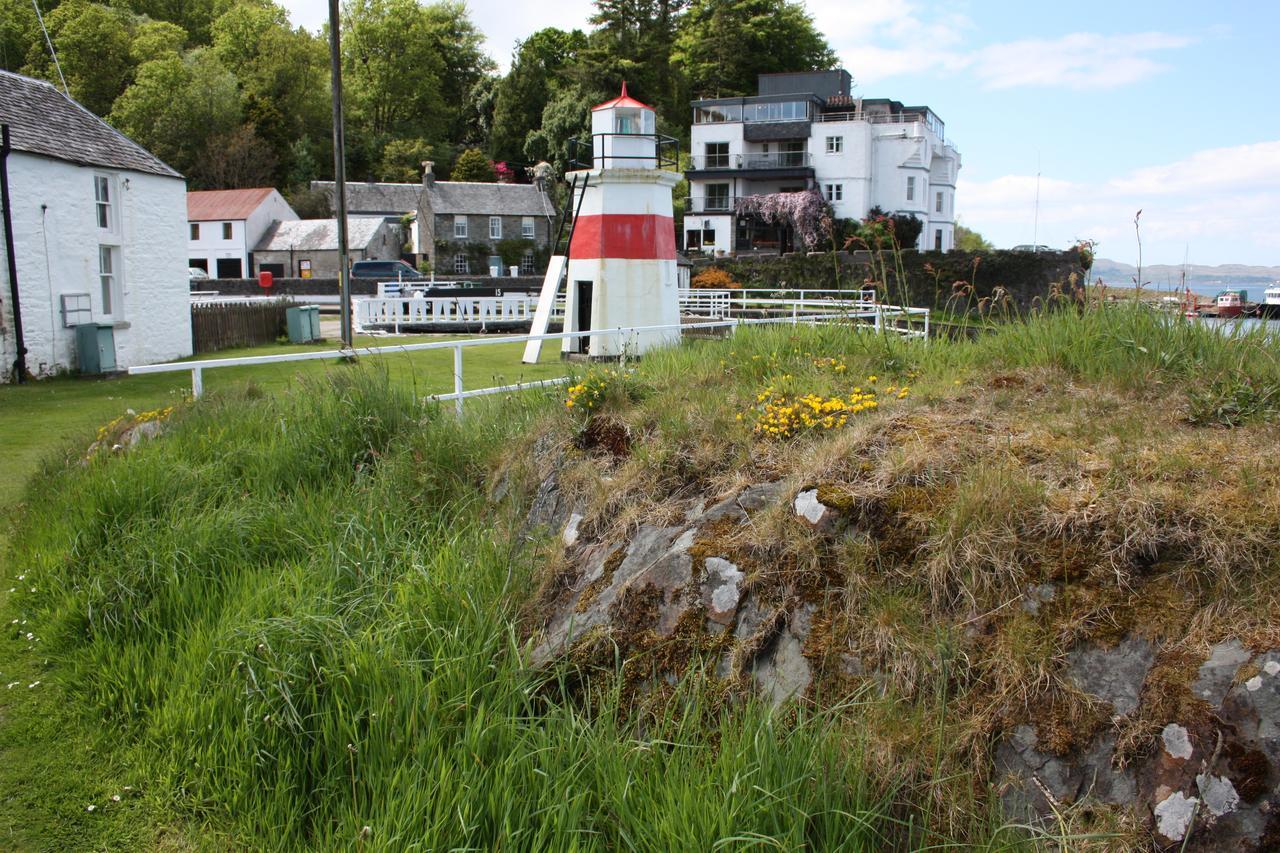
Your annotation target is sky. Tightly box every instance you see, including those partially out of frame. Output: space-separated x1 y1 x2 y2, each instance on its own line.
278 0 1280 266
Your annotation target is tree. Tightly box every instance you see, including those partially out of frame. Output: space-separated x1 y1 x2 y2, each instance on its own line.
109 0 221 44
490 28 587 163
192 123 277 188
450 147 497 182
1 0 39 71
109 48 241 182
860 206 924 250
581 0 686 122
130 19 188 63
341 0 447 141
379 137 442 182
523 84 597 178
674 0 836 98
419 1 493 143
955 221 993 252
24 0 136 115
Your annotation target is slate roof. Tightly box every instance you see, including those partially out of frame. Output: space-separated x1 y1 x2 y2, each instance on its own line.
311 181 422 215
425 181 554 217
254 217 389 252
188 188 276 221
0 70 181 179
311 179 554 219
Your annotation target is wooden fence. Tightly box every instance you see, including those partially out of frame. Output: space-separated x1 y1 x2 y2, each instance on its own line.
191 300 289 354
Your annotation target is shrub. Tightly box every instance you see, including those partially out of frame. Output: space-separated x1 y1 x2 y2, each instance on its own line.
691 266 740 289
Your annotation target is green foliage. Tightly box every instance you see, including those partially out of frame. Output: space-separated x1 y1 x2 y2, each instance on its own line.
495 237 534 268
418 0 495 143
129 19 187 63
25 0 135 115
955 221 994 252
0 0 37 71
524 84 597 176
450 146 497 182
379 137 438 182
859 206 925 251
674 0 837 97
1187 376 1280 427
342 0 447 142
490 27 588 163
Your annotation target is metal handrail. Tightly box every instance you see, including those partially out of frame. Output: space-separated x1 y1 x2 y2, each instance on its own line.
568 133 681 171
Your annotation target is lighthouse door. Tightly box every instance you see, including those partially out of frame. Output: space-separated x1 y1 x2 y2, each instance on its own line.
573 281 593 353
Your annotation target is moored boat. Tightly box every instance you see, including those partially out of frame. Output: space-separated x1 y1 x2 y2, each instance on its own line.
1216 290 1246 319
1256 284 1280 318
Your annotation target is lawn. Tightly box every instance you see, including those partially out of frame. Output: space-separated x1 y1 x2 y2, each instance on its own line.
0 333 569 507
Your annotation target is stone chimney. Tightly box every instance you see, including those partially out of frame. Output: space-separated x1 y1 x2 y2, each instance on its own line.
421 160 435 188
529 160 554 193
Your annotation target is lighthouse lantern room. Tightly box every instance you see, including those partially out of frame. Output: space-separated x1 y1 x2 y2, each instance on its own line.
559 83 681 359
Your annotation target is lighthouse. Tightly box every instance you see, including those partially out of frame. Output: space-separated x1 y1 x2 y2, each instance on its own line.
556 84 681 359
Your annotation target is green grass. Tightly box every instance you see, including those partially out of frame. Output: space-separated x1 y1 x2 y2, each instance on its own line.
0 333 568 507
4 303 1278 850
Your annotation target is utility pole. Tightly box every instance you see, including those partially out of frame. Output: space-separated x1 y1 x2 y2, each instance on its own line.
327 0 353 348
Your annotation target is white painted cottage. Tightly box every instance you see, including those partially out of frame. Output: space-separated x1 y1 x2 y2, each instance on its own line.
0 70 190 381
187 187 297 279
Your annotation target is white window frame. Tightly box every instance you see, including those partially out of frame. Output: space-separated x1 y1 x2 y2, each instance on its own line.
190 222 200 240
453 253 468 274
824 183 843 203
934 229 943 251
705 182 730 211
521 216 534 239
825 135 843 154
705 141 730 169
94 175 114 232
453 215 467 239
906 176 916 202
520 250 536 275
936 191 944 214
222 222 233 240
489 216 502 240
98 245 122 320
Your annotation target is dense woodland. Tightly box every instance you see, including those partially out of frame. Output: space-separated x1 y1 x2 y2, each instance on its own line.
1 0 836 211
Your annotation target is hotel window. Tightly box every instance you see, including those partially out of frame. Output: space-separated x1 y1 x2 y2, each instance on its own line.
94 175 112 230
705 183 730 211
521 216 535 239
489 216 502 239
705 141 730 169
825 136 843 154
934 229 943 251
520 251 536 275
190 223 199 240
824 183 843 203
906 176 916 201
222 222 233 240
453 253 468 274
936 191 944 214
98 246 121 318
453 215 467 238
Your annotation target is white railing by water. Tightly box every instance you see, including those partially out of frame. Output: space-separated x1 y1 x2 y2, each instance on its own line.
355 293 538 333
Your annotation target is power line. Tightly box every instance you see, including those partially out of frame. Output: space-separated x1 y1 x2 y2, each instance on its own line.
31 0 68 97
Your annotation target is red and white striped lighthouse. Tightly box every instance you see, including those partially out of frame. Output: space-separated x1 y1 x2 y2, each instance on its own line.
561 83 681 358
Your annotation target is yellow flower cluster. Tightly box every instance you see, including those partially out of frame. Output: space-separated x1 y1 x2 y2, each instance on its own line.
564 368 627 412
742 387 879 438
812 357 847 373
95 406 176 441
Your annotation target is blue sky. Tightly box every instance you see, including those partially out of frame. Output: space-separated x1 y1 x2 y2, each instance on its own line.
280 0 1280 266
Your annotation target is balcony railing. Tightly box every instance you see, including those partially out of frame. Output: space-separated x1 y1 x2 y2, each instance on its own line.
815 110 944 140
686 195 737 214
687 152 812 171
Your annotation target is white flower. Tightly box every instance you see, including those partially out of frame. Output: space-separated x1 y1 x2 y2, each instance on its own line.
6 682 17 689
111 795 121 802
28 681 40 689
86 804 96 812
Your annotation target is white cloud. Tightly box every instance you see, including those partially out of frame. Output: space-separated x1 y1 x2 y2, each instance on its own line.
809 1 1192 91
958 141 1280 264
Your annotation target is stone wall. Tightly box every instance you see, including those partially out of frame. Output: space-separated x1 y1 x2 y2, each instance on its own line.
691 248 1089 311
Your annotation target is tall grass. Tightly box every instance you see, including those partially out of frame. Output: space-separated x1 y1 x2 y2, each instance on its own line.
8 369 911 849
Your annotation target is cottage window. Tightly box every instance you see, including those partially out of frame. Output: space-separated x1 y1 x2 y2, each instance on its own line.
489 216 502 239
453 253 468 274
94 175 112 230
935 191 944 214
705 183 730 211
453 215 467 238
222 222 233 240
521 216 534 239
704 142 730 169
98 246 121 318
190 223 199 240
906 176 916 201
825 136 843 154
824 183 843 203
520 250 536 275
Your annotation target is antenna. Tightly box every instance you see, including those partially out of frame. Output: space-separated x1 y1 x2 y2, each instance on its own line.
1029 151 1039 251
31 0 68 96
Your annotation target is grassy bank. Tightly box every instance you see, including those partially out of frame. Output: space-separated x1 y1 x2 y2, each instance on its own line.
4 303 1279 848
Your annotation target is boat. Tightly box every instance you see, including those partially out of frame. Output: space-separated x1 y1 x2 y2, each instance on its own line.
1257 284 1280 319
1216 290 1246 319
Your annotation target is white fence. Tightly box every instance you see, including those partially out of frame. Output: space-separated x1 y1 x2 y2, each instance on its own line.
129 312 927 413
355 293 538 333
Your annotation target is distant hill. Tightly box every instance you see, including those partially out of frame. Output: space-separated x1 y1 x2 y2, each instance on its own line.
1091 258 1279 296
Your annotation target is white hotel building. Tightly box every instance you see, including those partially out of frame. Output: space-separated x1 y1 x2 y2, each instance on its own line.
684 70 961 254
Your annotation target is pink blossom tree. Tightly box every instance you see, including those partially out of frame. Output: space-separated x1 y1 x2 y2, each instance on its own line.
735 189 832 250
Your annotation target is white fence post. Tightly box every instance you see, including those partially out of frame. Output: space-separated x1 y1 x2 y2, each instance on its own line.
191 366 203 398
453 345 464 417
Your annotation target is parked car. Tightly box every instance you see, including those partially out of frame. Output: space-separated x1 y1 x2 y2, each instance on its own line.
1010 244 1053 253
351 259 425 280
188 266 210 281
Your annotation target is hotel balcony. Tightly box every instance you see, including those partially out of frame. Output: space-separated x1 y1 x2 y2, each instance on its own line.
685 151 814 181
